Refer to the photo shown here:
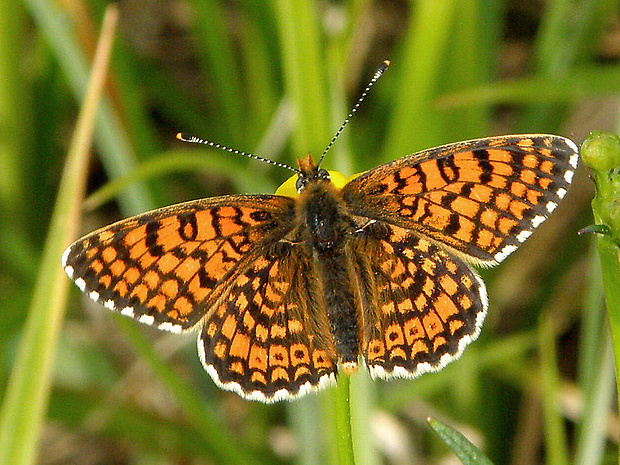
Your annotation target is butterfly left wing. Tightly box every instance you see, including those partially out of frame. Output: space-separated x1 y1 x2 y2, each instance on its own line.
342 135 579 265
199 240 338 402
349 221 487 379
62 195 295 333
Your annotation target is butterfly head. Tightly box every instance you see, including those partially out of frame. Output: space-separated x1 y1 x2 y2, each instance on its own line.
295 154 331 193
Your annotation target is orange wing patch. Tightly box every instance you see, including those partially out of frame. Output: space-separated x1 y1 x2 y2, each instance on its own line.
62 196 294 333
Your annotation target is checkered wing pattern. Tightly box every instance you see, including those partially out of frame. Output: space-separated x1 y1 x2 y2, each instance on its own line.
343 135 579 265
62 195 296 333
199 241 338 402
351 222 486 378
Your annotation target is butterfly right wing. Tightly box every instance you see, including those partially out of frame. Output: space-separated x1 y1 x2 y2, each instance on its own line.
62 195 296 333
349 221 487 379
342 135 578 265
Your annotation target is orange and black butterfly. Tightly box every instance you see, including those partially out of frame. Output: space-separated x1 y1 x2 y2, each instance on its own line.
62 63 579 402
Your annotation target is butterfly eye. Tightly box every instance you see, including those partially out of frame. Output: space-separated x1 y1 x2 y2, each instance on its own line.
296 169 331 193
317 169 331 181
296 175 306 193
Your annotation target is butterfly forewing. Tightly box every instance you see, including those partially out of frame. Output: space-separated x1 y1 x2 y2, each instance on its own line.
63 195 295 333
342 135 579 264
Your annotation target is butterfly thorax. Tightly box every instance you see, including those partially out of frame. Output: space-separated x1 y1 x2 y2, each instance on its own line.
295 155 356 251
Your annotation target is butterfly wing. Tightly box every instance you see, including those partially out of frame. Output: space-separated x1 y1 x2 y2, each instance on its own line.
349 221 486 378
342 135 579 265
62 195 296 333
198 240 338 402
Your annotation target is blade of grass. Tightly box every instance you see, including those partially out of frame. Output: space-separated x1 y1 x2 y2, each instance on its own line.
0 8 118 464
350 370 380 465
580 136 620 453
81 150 276 212
49 387 227 460
382 0 457 160
574 327 615 465
596 237 620 454
0 0 27 224
439 0 496 141
427 417 494 465
237 4 279 142
538 311 570 465
23 0 154 214
188 0 245 145
272 0 330 159
524 0 618 130
111 315 269 465
574 245 613 465
438 65 620 109
287 397 325 465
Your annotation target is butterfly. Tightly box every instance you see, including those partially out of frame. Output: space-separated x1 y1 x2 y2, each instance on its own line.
62 130 578 402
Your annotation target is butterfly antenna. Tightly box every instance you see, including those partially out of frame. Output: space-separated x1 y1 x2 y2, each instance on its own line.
317 60 390 168
176 133 300 174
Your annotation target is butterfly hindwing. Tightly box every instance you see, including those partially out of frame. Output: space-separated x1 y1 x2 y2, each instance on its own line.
350 221 487 378
198 240 338 402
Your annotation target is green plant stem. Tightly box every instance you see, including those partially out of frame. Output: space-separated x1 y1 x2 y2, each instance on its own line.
596 236 620 428
0 0 27 223
112 316 265 465
24 0 154 214
581 132 620 464
331 375 355 465
272 0 330 156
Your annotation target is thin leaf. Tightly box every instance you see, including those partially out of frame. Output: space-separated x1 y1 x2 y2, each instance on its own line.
427 417 494 465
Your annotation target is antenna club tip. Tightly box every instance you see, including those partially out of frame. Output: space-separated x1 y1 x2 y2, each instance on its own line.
176 132 186 141
383 59 391 66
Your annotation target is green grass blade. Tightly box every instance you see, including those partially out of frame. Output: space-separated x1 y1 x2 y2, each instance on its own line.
427 417 494 465
438 65 620 109
580 131 620 465
0 1 27 224
0 8 118 464
82 150 276 211
350 371 380 465
523 0 618 130
272 0 330 158
23 0 154 214
382 0 457 159
288 396 325 465
187 0 245 145
574 330 615 465
574 245 613 465
111 315 268 465
538 312 570 465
